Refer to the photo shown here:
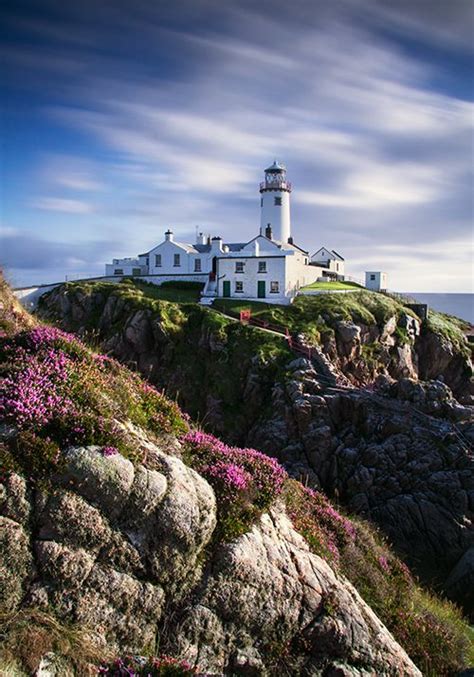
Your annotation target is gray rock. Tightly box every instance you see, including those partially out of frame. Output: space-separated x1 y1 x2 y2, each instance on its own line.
445 546 474 612
173 508 421 676
56 446 135 519
0 516 33 611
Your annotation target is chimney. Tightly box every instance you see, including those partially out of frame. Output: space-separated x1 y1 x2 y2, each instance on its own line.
265 224 272 240
207 235 211 245
211 236 223 253
165 229 174 242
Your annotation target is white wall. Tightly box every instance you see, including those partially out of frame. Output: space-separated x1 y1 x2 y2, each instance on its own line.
105 262 147 276
286 254 321 295
217 255 288 300
365 271 387 291
260 189 291 244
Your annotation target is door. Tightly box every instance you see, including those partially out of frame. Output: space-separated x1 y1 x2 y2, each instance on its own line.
258 280 266 298
223 280 231 297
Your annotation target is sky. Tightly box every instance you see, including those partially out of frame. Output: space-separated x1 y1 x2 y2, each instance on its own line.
1 0 473 291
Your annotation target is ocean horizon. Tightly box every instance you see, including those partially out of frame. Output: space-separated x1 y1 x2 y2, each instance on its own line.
402 293 473 324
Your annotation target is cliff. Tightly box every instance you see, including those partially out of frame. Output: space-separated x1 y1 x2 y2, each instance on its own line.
2 276 472 674
37 279 474 617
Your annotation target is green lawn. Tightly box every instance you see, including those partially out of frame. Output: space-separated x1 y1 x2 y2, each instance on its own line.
122 279 204 303
301 280 363 290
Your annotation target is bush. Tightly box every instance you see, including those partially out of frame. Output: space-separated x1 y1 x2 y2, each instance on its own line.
182 430 287 539
0 326 189 471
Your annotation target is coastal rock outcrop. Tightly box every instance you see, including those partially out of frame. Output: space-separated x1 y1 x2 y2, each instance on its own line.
1 447 421 675
36 282 474 614
249 360 474 613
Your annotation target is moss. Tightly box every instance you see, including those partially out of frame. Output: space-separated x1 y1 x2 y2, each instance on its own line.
425 310 471 359
360 342 384 368
213 291 416 345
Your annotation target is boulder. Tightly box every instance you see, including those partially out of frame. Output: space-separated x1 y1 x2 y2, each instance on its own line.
173 508 421 676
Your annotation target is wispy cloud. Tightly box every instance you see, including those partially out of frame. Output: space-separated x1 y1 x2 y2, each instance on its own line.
32 197 95 214
2 0 473 291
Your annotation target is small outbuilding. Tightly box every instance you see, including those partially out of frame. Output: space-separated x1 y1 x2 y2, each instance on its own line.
365 271 388 292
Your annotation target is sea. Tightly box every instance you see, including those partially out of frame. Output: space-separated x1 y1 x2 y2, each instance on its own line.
404 293 473 324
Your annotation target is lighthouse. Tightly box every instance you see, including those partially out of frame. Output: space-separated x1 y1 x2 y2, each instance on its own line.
259 161 292 244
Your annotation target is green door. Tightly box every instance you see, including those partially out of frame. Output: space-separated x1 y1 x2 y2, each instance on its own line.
258 280 266 298
223 280 231 297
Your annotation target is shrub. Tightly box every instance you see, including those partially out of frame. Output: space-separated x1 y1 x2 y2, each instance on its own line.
284 481 355 564
0 326 189 471
182 430 287 539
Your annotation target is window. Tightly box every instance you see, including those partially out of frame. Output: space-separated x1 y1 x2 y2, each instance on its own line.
155 254 162 267
274 197 282 206
235 261 244 273
114 268 123 275
235 281 244 293
260 197 263 207
258 261 267 273
270 281 279 293
194 258 202 272
132 268 141 276
174 254 181 267
370 274 376 281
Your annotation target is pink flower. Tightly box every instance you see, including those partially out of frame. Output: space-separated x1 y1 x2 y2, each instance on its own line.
203 460 252 491
102 446 119 457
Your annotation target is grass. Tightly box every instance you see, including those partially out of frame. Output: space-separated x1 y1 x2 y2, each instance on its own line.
0 608 110 676
285 481 474 676
2 274 474 675
126 279 204 303
300 280 363 290
214 291 418 345
425 310 472 359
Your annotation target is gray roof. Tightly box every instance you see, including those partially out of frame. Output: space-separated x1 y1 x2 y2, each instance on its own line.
265 160 286 173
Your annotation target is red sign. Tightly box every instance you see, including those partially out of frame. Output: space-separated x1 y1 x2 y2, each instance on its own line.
239 309 251 323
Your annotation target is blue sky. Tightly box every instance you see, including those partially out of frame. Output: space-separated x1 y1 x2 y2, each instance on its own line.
1 0 473 291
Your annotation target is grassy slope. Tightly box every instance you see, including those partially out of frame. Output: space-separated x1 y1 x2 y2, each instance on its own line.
40 279 293 435
301 280 363 290
2 275 474 675
214 290 418 346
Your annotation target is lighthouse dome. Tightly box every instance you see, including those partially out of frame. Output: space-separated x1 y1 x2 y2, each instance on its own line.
264 160 286 174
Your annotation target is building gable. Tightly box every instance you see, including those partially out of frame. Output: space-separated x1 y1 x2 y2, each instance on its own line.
241 234 281 253
312 246 335 260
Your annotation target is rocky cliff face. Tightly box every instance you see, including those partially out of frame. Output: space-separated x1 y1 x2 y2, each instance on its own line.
249 359 474 612
3 276 472 674
1 444 421 676
37 282 474 617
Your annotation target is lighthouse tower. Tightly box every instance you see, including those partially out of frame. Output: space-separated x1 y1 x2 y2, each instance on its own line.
259 161 292 244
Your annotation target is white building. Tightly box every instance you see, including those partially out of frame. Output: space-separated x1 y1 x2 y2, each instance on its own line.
365 271 388 291
311 247 345 278
105 162 347 304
